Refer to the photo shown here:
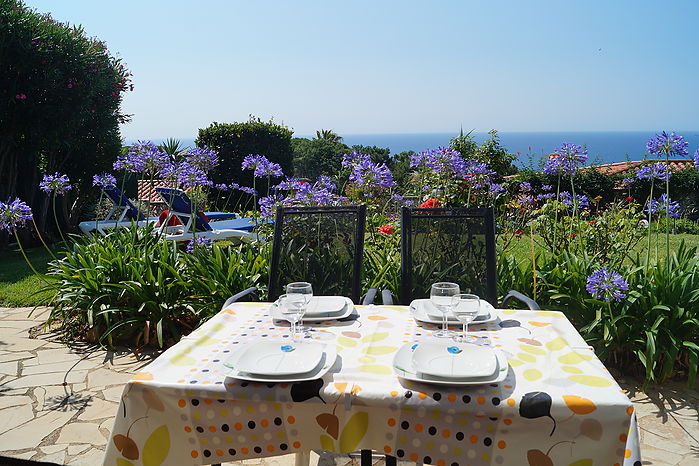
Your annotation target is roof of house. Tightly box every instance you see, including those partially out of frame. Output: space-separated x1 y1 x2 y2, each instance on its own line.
137 179 177 203
587 159 694 176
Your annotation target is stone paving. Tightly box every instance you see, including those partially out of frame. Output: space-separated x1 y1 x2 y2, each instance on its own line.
0 306 697 465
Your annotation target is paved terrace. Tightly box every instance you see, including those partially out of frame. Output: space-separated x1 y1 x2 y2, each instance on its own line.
0 306 697 465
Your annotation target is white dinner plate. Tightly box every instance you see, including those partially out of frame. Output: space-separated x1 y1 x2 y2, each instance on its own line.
270 297 354 322
412 341 498 378
393 342 508 386
304 296 347 316
224 343 337 383
410 299 498 325
235 340 324 376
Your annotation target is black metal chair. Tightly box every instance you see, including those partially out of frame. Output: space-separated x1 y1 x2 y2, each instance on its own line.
382 206 539 309
221 205 374 308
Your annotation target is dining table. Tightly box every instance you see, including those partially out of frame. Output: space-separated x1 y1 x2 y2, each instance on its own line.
103 301 642 466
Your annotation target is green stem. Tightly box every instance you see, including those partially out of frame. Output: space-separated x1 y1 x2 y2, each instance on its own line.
95 190 104 235
13 231 49 284
646 181 653 266
31 217 56 259
665 153 670 272
569 175 577 241
553 174 561 250
52 195 67 245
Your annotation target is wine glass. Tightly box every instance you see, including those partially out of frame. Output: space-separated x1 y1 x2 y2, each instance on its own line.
430 282 460 338
286 282 313 333
451 294 481 343
278 294 306 342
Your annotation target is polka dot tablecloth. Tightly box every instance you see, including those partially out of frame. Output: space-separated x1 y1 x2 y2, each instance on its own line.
104 304 641 466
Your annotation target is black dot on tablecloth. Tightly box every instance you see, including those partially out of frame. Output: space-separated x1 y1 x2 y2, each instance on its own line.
492 397 500 405
217 399 225 403
451 462 459 466
433 393 441 401
203 450 211 457
254 446 262 454
196 426 204 433
483 437 492 446
634 462 641 466
428 426 437 435
256 320 262 322
248 421 256 429
223 350 230 353
489 417 498 421
241 333 247 336
221 424 229 432
202 369 209 372
456 432 464 441
423 456 432 464
213 359 220 362
262 334 268 337
462 395 471 403
401 421 410 430
490 383 498 387
248 327 255 329
274 417 282 426
189 380 197 384
215 381 223 385
405 391 413 398
280 443 288 451
192 399 200 406
228 448 236 455
241 382 249 387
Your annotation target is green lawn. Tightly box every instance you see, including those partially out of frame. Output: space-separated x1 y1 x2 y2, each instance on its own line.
0 246 57 307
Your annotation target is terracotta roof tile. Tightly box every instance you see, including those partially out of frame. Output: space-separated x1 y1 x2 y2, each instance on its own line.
137 180 177 203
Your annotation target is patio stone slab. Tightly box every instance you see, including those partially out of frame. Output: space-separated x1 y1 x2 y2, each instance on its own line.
77 397 118 421
67 443 91 455
0 404 34 436
69 447 106 466
1 369 88 389
87 367 133 387
0 408 75 450
0 394 32 409
0 351 34 363
21 357 101 375
0 360 18 376
56 421 105 445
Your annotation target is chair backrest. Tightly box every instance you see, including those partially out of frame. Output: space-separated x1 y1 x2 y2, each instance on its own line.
155 187 213 232
102 184 145 221
400 206 497 306
268 205 367 303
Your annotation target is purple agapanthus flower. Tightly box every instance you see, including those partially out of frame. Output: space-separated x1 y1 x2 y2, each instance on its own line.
238 186 256 195
39 173 72 195
349 158 394 190
411 147 468 176
489 183 505 195
0 198 33 233
241 154 267 171
636 162 671 181
559 191 589 208
694 149 699 170
186 236 213 253
176 162 211 189
519 181 532 193
342 151 371 168
541 184 553 192
586 268 629 302
115 141 170 175
316 175 336 191
536 192 556 201
93 173 117 189
544 142 588 176
214 183 229 191
620 177 634 187
259 176 343 217
646 131 689 158
254 160 283 178
647 194 680 218
186 146 219 172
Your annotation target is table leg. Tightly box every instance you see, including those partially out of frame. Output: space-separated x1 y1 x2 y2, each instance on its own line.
294 450 310 466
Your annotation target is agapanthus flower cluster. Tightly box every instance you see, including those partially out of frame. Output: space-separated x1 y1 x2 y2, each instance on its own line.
646 194 680 218
237 186 256 195
586 268 629 302
214 183 230 191
241 154 283 178
93 173 117 189
410 147 468 176
464 161 496 189
349 157 394 190
541 184 553 192
558 191 589 208
258 177 342 217
39 173 72 195
186 236 214 253
175 162 212 189
519 181 531 193
114 141 170 175
621 177 634 187
341 151 367 168
185 146 219 172
536 192 556 202
694 149 699 170
0 198 33 233
489 183 505 195
646 131 689 158
636 162 671 181
543 143 588 176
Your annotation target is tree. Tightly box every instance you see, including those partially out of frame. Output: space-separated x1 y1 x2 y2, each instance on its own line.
0 0 132 238
350 145 391 166
196 116 294 188
292 137 349 179
315 129 343 143
450 129 518 176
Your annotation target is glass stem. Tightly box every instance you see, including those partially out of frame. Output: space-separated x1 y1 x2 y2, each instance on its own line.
443 312 447 333
462 323 466 341
291 319 296 340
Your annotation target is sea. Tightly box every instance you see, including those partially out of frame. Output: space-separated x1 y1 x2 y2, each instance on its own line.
128 131 699 168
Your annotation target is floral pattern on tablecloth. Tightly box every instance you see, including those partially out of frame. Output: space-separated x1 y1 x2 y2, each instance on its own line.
104 304 641 466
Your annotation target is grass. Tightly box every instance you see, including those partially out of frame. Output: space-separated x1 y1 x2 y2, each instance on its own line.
0 246 57 307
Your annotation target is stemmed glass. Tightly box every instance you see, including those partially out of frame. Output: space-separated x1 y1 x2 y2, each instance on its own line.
451 294 481 343
430 282 460 338
286 282 313 333
278 293 307 342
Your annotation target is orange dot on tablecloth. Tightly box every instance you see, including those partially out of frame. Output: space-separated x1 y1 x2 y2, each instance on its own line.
506 398 516 407
418 392 428 400
234 422 243 430
409 453 418 461
438 460 445 466
178 400 186 408
190 451 199 458
204 399 213 405
503 419 512 425
477 396 486 404
626 406 634 415
293 441 301 449
209 426 216 432
415 424 423 433
261 419 269 427
441 429 450 438
267 445 275 452
619 433 627 442
241 448 249 454
470 435 478 443
368 315 387 320
177 379 185 383
388 418 396 427
498 441 506 449
184 426 192 432
287 416 296 424
624 449 632 458
390 391 398 397
614 463 620 466
447 394 457 402
216 449 223 456
384 446 392 453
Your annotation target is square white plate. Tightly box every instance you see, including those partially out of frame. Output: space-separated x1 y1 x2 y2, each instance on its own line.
416 299 493 321
393 342 508 386
412 341 497 378
410 299 498 325
304 296 347 316
235 341 324 376
271 297 354 322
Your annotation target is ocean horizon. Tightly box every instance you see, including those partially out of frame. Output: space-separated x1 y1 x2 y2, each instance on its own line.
126 131 699 168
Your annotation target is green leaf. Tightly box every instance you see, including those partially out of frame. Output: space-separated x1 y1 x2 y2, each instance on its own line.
142 425 170 466
338 412 368 453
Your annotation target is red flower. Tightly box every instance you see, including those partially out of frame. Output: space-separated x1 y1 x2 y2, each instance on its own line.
378 224 394 235
419 198 439 209
626 196 634 201
570 233 578 239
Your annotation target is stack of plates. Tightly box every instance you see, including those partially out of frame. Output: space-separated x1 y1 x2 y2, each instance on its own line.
270 296 354 322
409 299 498 325
392 341 508 385
224 340 337 382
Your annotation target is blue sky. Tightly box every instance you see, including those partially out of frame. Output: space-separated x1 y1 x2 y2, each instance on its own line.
26 0 699 140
